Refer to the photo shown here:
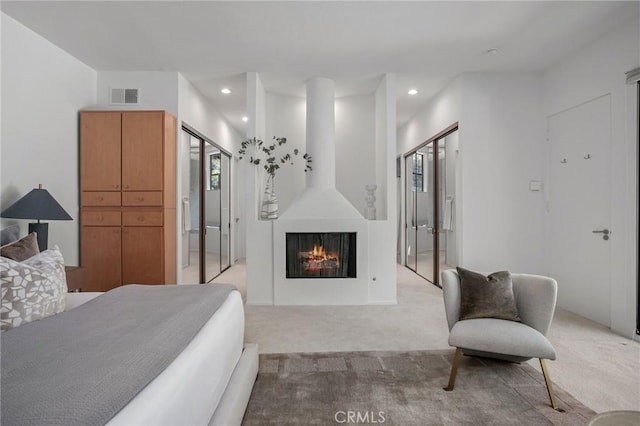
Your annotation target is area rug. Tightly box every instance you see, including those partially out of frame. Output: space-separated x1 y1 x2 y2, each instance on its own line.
242 349 595 425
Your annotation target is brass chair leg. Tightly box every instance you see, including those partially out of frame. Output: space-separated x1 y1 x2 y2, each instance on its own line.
539 358 559 410
444 348 463 391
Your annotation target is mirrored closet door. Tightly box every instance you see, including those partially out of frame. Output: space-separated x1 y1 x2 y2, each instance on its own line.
181 126 231 283
404 125 459 287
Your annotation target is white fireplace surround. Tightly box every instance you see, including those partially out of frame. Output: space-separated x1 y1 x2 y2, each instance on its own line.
245 72 397 306
271 77 371 305
273 219 369 305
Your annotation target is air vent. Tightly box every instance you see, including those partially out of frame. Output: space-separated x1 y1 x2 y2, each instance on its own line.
110 88 140 105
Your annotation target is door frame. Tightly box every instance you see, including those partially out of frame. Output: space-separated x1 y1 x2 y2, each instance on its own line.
403 122 458 287
182 123 232 283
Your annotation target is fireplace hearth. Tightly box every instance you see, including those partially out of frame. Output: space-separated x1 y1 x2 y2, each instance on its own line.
286 232 356 278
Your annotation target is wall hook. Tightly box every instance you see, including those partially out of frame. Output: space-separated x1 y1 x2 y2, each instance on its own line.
584 154 591 160
560 158 568 164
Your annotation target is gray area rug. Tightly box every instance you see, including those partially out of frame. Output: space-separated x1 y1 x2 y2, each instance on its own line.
242 350 595 425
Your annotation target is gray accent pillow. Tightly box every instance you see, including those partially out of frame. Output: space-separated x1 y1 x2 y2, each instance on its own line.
1 232 40 261
457 267 521 322
1 245 67 332
0 224 20 246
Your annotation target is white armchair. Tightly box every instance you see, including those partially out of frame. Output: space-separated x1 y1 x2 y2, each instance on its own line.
441 269 559 410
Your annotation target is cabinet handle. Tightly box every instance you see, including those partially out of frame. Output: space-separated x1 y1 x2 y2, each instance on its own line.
97 196 104 201
124 185 129 189
114 184 119 189
136 197 144 201
137 216 145 222
112 229 120 234
97 216 104 222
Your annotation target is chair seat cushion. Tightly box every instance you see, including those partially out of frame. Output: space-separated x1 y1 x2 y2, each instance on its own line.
449 318 556 360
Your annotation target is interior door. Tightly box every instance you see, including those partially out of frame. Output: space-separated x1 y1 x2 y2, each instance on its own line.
548 95 612 326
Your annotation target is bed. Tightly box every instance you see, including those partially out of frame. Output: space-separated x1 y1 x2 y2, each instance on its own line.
1 233 258 426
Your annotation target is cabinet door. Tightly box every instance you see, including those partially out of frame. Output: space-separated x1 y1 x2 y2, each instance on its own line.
81 226 122 292
122 112 164 191
122 226 164 284
80 112 122 191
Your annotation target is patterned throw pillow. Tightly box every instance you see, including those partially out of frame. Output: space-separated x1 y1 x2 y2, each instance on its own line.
1 246 68 332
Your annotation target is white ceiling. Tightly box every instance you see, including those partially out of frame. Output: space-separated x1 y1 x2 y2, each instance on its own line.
2 1 638 133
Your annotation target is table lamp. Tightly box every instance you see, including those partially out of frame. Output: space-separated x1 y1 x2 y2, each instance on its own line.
1 184 72 250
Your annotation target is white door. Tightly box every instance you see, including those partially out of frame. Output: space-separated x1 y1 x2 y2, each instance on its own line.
548 95 611 326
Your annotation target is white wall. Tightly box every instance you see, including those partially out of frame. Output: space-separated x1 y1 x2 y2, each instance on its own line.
264 93 306 214
245 72 273 304
336 94 376 216
542 19 639 337
261 92 376 218
369 73 398 303
96 71 179 116
460 72 545 274
1 13 97 265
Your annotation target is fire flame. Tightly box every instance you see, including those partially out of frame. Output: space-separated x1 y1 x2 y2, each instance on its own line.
312 244 326 258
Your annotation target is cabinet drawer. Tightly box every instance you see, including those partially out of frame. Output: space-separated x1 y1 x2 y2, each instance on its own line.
82 191 121 206
123 211 163 226
122 191 163 206
82 211 121 226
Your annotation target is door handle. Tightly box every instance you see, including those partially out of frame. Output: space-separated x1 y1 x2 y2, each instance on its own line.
592 229 610 240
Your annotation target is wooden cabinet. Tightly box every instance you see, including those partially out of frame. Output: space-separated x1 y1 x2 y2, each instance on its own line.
80 227 122 292
79 111 176 291
80 112 122 191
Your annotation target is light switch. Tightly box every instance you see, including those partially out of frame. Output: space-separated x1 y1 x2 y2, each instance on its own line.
529 180 542 192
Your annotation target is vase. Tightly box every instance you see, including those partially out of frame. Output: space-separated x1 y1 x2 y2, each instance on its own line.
260 176 279 220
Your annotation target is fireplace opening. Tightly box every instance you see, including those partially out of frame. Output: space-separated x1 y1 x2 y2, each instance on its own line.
286 232 357 278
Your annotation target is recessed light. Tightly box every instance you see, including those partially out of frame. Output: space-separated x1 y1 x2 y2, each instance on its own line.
408 89 418 95
242 116 248 122
221 88 231 94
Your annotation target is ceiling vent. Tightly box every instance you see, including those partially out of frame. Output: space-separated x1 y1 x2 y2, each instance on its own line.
109 88 140 105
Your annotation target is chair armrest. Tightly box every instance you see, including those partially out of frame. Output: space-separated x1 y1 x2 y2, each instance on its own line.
512 274 557 335
441 269 461 331
65 292 103 311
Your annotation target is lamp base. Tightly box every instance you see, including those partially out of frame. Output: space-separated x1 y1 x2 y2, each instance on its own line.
28 223 49 251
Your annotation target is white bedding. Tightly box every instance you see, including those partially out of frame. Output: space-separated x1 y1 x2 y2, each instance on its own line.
65 290 245 425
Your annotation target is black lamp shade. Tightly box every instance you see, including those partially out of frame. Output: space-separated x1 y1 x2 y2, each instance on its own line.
1 185 72 250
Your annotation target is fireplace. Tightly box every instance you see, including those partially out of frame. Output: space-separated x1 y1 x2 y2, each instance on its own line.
286 232 357 278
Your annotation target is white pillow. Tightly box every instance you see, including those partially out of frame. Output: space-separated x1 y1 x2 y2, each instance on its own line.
1 245 68 332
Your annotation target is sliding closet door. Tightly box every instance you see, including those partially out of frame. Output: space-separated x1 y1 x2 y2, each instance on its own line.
220 153 231 271
203 147 232 282
405 155 417 271
204 146 222 282
416 144 435 283
182 125 232 284
181 130 202 283
437 130 459 272
404 124 459 287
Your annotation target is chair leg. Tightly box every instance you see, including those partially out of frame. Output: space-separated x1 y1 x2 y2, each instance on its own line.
444 348 463 391
539 358 559 410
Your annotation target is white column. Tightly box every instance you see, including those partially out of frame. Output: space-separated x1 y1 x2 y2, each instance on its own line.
305 77 335 188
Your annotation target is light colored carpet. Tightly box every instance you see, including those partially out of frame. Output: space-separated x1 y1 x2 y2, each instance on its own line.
242 350 595 425
213 261 640 414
